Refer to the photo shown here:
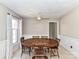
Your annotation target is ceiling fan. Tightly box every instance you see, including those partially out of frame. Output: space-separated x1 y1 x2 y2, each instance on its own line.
31 12 50 20
26 12 51 20
35 16 50 21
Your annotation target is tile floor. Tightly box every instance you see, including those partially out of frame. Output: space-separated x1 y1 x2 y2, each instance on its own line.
11 46 79 59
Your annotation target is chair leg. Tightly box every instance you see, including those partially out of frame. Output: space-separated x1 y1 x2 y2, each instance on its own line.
50 49 55 57
52 49 55 56
29 47 31 55
53 49 60 57
44 48 47 53
50 49 59 57
21 49 23 57
57 49 59 57
48 48 50 53
21 47 25 57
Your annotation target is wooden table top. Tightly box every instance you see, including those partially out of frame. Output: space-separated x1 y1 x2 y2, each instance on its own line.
22 38 59 47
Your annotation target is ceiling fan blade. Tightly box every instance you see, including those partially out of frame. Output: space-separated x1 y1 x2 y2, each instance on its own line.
42 17 50 20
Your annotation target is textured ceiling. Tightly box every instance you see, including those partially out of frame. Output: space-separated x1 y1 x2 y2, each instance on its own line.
0 0 79 19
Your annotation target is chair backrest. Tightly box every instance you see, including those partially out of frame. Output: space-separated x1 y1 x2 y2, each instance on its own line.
41 36 48 38
56 38 60 42
20 37 24 42
20 37 25 49
55 38 60 47
32 36 40 38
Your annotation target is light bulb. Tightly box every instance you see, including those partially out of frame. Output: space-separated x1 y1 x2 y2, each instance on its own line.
37 17 41 20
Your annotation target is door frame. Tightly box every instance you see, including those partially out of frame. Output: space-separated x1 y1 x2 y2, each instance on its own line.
48 21 59 38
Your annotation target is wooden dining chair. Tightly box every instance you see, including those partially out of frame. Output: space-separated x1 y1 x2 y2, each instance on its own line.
32 36 40 38
20 37 32 56
50 38 60 57
55 38 60 42
41 36 48 38
20 37 25 56
32 47 48 59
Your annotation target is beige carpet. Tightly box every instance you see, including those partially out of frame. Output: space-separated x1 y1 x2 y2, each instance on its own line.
11 46 79 59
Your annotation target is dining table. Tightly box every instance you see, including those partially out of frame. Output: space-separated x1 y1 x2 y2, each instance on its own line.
21 38 60 58
21 38 59 49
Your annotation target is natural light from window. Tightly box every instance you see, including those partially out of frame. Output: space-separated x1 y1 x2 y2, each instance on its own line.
12 18 18 43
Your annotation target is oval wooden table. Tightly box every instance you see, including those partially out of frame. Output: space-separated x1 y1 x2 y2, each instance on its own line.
22 38 59 48
21 38 59 56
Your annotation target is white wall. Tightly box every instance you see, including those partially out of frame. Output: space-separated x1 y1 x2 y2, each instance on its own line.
22 18 59 38
59 6 79 58
60 7 79 38
0 4 21 59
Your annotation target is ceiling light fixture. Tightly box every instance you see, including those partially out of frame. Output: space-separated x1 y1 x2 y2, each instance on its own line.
37 17 41 20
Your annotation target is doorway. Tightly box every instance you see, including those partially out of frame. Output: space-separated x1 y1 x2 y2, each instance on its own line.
49 22 57 38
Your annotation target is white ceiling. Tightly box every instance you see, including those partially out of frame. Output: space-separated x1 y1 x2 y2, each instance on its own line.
0 0 79 19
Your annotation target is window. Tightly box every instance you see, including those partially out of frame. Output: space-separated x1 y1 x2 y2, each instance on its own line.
12 18 18 43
